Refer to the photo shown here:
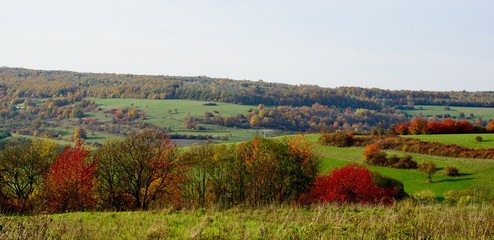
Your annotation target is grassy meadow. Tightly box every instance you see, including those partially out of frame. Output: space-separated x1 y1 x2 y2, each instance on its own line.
93 98 276 142
403 105 494 120
403 133 494 149
29 98 280 146
305 134 494 198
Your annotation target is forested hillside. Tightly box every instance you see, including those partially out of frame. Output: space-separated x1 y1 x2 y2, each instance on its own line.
1 67 494 141
2 67 494 108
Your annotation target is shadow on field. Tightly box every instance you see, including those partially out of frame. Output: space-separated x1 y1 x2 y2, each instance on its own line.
87 136 105 140
434 177 475 183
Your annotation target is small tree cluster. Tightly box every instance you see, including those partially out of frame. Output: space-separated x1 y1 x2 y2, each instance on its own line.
181 135 320 208
318 132 355 147
363 144 417 169
358 135 494 160
392 118 475 135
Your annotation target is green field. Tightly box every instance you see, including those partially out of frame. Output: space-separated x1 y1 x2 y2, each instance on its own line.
21 98 283 146
92 98 278 142
306 134 494 198
403 105 494 120
93 98 255 129
403 133 494 149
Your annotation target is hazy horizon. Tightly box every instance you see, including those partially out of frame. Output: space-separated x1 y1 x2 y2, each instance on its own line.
1 0 493 91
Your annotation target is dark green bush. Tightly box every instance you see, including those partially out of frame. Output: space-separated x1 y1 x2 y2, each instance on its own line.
445 166 460 177
373 172 408 200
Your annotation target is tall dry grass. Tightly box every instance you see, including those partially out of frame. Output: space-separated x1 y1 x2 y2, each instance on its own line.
0 201 493 239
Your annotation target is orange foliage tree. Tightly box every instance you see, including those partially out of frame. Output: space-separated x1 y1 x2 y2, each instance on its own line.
486 120 494 132
363 144 387 166
43 141 96 213
408 118 428 134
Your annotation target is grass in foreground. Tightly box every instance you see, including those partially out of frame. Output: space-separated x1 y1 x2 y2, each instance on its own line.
1 203 492 239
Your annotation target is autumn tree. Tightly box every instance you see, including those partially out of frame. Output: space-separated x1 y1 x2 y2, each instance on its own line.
184 115 195 129
426 121 443 134
486 120 494 132
418 161 436 183
0 138 57 211
93 139 131 211
236 135 319 205
69 107 84 118
392 122 410 135
441 118 457 133
73 127 87 140
456 120 473 133
43 141 96 213
95 130 182 210
249 114 261 126
284 134 320 200
180 144 215 207
363 144 387 166
127 108 139 120
409 118 427 134
237 137 282 205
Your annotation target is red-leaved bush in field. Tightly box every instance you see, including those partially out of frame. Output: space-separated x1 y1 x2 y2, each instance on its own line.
299 164 401 205
43 141 97 213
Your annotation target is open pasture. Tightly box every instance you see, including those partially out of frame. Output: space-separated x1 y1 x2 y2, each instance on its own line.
403 105 494 120
93 98 269 142
403 133 494 149
306 134 494 198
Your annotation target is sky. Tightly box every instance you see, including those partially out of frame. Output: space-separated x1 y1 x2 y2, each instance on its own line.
1 0 493 91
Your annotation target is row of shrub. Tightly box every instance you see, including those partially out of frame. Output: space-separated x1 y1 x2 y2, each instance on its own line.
319 132 494 159
0 132 407 214
411 186 492 205
319 132 462 183
391 118 477 135
363 144 418 169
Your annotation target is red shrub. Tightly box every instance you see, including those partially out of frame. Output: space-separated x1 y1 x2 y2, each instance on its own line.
300 164 394 205
392 122 410 135
456 120 474 133
43 141 97 213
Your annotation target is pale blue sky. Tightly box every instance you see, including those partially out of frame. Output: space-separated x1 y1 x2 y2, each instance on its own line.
1 0 493 91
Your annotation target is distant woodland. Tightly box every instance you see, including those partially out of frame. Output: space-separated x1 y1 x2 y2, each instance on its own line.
1 67 494 138
2 67 494 108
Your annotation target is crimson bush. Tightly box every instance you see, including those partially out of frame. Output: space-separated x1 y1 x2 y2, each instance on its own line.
300 164 403 205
